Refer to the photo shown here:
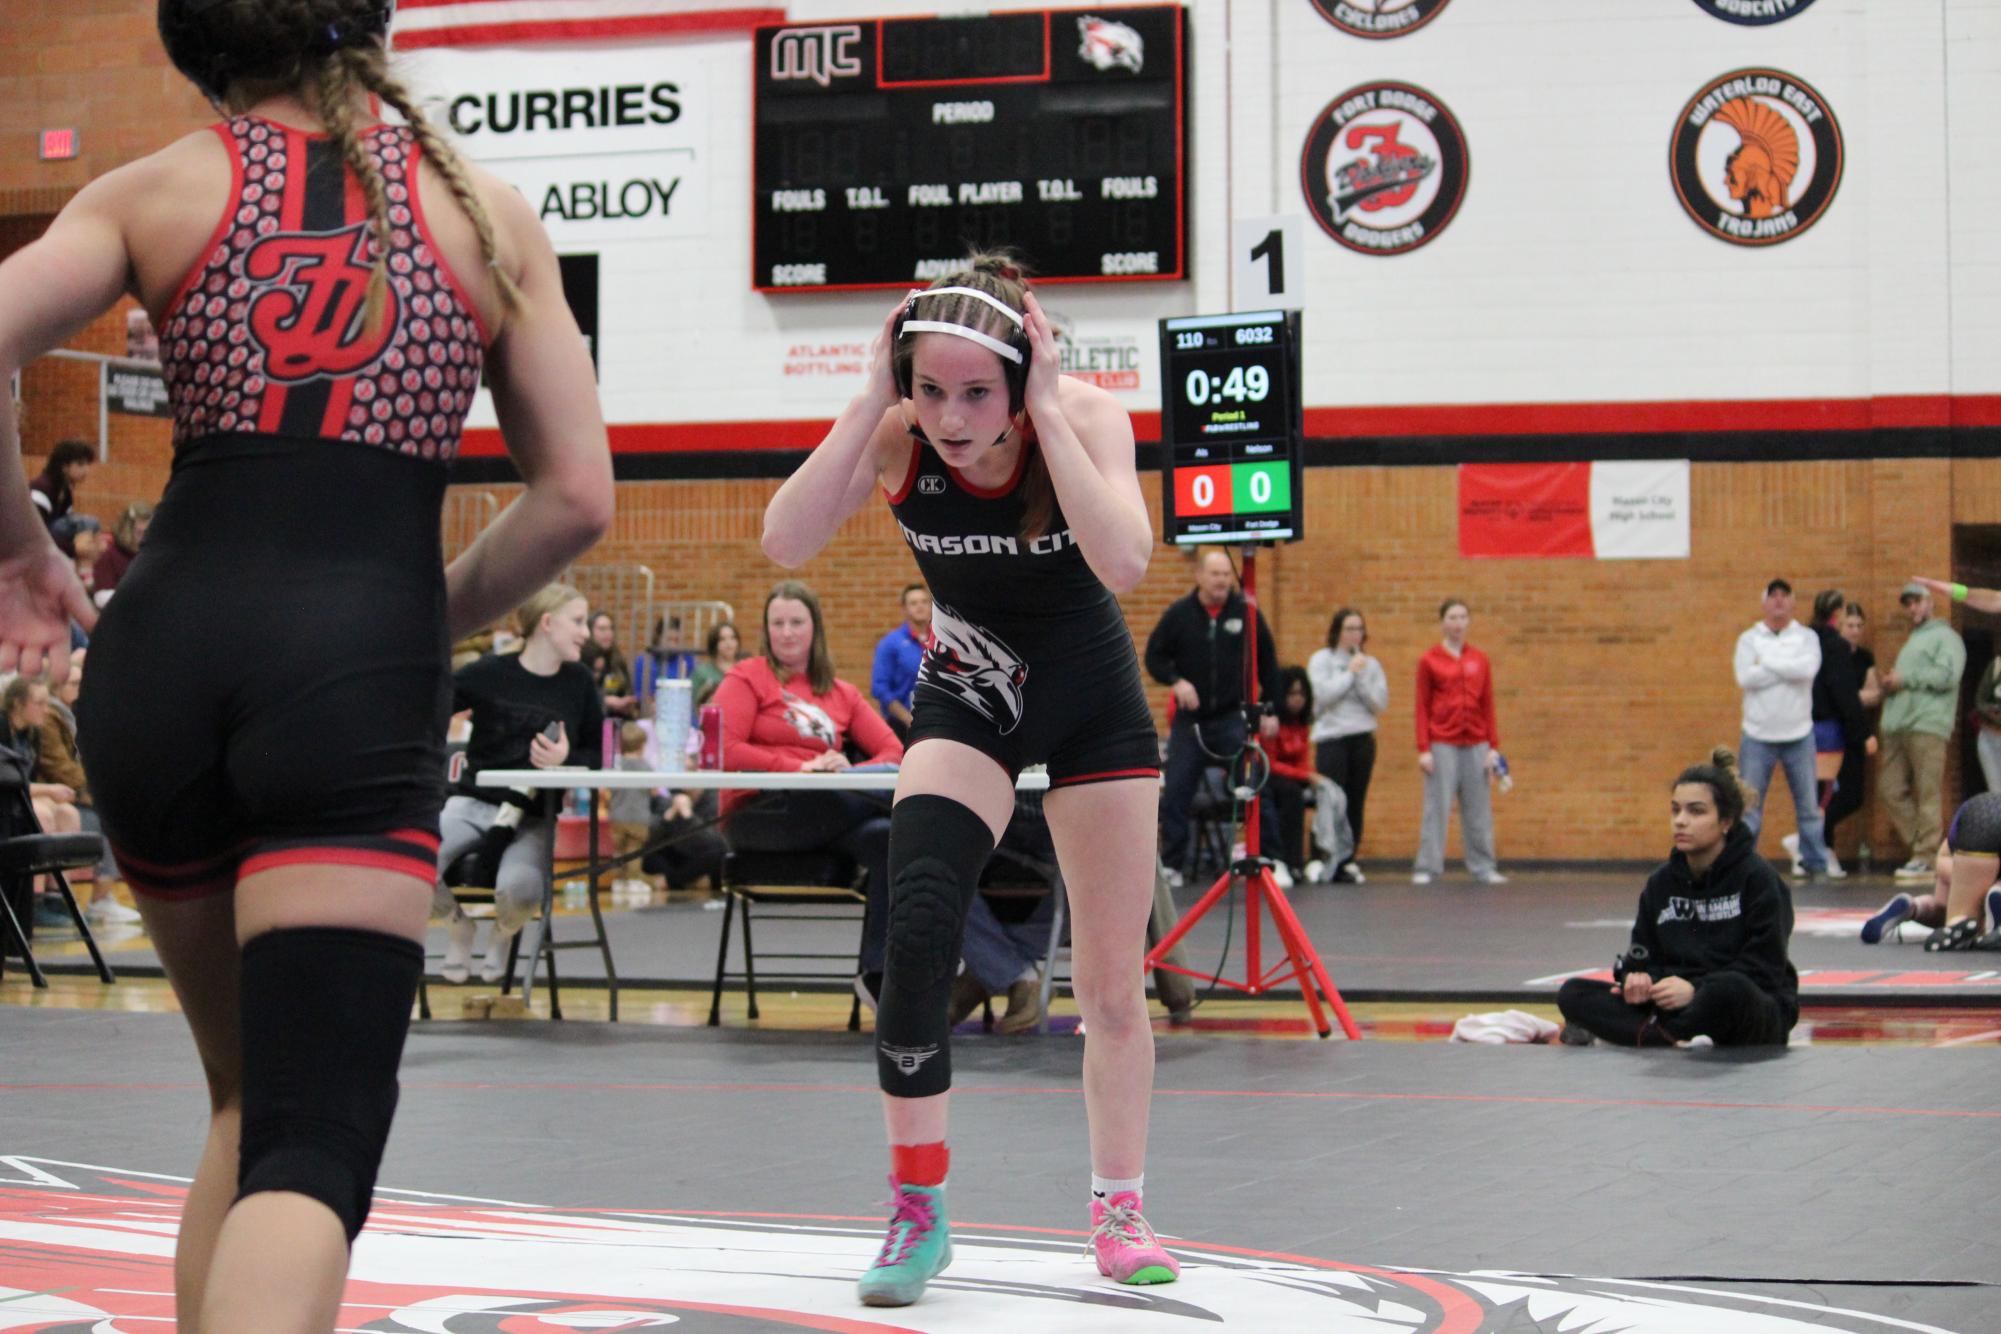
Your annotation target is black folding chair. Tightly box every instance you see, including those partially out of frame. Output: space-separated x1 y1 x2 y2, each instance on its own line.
0 747 115 988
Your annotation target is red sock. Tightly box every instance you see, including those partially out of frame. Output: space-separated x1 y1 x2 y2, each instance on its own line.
891 1141 949 1187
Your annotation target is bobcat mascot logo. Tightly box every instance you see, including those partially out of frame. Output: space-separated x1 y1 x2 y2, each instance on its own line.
922 601 1028 735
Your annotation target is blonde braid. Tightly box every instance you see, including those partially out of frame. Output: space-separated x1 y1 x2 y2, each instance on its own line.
311 46 393 331
358 60 524 315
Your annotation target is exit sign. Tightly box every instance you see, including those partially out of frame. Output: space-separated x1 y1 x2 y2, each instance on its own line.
39 128 77 161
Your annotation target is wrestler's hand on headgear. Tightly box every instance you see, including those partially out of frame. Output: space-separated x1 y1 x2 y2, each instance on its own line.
0 539 94 686
1020 291 1062 418
865 290 918 410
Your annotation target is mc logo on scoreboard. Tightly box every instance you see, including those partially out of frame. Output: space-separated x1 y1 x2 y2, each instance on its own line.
770 25 863 88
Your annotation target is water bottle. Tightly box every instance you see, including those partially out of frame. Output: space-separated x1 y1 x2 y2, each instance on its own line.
1493 752 1513 793
698 703 725 770
654 678 692 773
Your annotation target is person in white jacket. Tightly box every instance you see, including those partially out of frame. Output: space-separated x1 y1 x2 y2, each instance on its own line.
1733 579 1827 879
1308 608 1388 882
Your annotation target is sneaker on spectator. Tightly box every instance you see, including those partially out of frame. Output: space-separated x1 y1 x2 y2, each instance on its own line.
1860 892 1914 945
1780 833 1803 878
1558 1023 1595 1047
441 912 476 985
1270 862 1294 889
32 896 72 932
947 971 988 1028
1411 872 1433 886
87 896 141 925
1474 871 1509 886
479 928 512 985
1303 859 1326 883
1824 854 1847 880
1893 859 1933 881
854 971 883 1013
1337 862 1367 884
1088 1191 1180 1285
1160 865 1184 890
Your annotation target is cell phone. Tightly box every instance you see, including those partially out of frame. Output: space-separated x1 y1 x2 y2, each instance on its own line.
541 721 564 742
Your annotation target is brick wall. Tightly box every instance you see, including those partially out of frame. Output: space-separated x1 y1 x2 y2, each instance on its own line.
444 459 1989 864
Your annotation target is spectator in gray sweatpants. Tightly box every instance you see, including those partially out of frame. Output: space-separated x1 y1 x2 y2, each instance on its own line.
1413 598 1505 885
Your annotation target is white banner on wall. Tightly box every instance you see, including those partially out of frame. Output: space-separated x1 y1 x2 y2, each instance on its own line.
1589 460 1690 560
403 44 709 245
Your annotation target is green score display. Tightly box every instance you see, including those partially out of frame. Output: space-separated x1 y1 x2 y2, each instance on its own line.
1157 310 1304 545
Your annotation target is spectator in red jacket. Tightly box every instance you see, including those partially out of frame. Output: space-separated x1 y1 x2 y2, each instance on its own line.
714 581 905 977
1265 666 1318 882
1414 597 1505 885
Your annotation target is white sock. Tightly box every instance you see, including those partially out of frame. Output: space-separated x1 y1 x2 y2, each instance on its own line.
1092 1173 1143 1203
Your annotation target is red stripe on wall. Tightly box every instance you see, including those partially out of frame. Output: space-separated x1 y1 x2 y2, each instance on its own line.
458 395 2001 460
394 9 785 49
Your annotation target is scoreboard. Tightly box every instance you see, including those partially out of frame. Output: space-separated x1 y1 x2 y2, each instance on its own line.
752 6 1186 292
1158 310 1304 546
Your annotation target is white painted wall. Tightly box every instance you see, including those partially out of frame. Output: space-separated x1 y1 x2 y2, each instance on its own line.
391 0 1992 436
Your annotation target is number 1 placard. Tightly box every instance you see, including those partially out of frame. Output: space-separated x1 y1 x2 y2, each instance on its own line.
1232 215 1306 312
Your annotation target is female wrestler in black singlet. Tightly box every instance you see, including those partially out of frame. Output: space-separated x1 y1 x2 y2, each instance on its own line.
764 256 1178 1306
0 3 612 1327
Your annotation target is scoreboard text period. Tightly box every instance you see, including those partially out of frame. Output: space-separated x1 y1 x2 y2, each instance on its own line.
1158 310 1304 546
753 6 1186 292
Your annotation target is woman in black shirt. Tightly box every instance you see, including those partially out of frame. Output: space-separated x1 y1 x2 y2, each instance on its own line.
434 583 602 983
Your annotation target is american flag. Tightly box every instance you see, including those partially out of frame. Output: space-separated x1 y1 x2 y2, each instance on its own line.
393 0 785 50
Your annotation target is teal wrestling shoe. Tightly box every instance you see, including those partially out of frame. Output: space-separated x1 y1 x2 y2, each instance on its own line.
857 1178 951 1307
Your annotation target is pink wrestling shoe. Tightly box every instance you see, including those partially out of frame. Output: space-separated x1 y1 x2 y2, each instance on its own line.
1087 1191 1180 1285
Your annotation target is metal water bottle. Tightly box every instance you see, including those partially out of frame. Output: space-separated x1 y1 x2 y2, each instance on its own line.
698 704 724 770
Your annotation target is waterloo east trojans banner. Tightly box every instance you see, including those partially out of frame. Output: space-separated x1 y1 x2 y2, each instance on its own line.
1459 461 1689 559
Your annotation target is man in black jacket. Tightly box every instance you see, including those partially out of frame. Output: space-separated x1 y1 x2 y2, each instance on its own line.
1145 550 1282 884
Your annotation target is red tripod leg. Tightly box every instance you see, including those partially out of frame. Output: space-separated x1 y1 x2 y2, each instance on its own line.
1264 879 1361 1039
1143 867 1236 972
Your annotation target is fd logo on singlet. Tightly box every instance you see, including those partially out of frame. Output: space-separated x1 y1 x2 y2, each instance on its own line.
243 224 400 382
1309 0 1453 39
1301 81 1469 256
1690 0 1820 25
1670 68 1843 246
922 602 1028 735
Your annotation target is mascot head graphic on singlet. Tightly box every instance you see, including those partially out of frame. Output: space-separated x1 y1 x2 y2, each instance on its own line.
923 602 1028 735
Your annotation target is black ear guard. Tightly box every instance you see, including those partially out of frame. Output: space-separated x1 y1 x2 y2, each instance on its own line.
893 287 1032 415
160 0 396 105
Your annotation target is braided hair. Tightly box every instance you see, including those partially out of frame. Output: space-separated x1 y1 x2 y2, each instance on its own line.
157 0 521 332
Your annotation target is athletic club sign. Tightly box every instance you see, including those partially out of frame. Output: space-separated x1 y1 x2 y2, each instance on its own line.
1301 81 1469 256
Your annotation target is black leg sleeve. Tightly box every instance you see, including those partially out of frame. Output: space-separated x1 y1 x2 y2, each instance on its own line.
1556 976 1656 1047
875 794 996 1097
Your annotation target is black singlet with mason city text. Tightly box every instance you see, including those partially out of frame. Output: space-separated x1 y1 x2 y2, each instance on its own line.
882 434 1157 783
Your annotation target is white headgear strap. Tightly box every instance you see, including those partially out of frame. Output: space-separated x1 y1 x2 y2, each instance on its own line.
899 320 1025 364
912 285 1024 326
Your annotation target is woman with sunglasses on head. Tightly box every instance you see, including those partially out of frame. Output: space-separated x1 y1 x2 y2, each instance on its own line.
0 2 613 1326
763 253 1174 1306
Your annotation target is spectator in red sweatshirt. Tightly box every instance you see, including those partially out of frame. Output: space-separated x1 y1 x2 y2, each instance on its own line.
1265 666 1318 881
1414 597 1505 885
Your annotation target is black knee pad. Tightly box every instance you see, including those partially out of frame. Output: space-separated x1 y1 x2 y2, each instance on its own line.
877 795 994 1098
237 927 422 1242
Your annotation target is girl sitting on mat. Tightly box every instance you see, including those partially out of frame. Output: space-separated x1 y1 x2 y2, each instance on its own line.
1558 747 1798 1048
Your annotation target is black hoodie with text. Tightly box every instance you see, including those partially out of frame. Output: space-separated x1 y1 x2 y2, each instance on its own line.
1628 819 1799 1026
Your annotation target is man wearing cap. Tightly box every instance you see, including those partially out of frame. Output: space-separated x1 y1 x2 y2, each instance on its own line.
1734 578 1828 879
1878 582 1966 880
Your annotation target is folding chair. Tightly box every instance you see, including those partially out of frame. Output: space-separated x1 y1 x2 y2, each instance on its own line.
709 847 867 1029
0 747 114 988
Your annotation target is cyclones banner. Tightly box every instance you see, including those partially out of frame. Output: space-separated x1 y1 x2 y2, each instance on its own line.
1459 461 1689 559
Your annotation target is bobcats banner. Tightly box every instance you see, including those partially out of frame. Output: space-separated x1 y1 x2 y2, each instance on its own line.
1460 461 1688 559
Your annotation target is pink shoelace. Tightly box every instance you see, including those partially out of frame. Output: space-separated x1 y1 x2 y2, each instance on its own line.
872 1181 937 1269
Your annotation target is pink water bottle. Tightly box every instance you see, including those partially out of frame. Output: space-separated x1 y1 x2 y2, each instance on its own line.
698 704 724 770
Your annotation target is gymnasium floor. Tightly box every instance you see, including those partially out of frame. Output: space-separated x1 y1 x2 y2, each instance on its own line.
5 869 1997 1331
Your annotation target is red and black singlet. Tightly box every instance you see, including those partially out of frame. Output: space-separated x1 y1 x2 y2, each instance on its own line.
159 115 487 462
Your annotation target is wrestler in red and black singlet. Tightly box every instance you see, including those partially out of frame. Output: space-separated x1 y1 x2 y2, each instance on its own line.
77 116 489 899
884 429 1158 786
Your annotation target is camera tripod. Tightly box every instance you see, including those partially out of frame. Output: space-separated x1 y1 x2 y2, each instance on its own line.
1142 545 1359 1039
